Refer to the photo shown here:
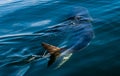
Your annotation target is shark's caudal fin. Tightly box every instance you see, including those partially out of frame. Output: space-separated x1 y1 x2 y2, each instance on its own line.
41 42 62 67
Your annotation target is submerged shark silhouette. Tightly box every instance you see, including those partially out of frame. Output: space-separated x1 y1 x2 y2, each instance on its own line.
2 7 94 69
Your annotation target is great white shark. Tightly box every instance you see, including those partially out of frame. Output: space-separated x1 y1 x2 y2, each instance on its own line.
0 7 94 69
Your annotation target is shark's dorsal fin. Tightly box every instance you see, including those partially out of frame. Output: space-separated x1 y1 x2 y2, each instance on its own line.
41 42 61 55
41 42 62 67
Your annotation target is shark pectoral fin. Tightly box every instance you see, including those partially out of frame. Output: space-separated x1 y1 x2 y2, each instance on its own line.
55 53 72 69
41 42 62 67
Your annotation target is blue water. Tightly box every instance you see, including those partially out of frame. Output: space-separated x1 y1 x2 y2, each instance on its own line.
0 0 120 76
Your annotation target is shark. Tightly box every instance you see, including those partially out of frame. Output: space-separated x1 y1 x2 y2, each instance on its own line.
1 7 94 69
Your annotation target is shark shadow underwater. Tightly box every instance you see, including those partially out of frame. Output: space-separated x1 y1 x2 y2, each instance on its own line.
0 7 94 76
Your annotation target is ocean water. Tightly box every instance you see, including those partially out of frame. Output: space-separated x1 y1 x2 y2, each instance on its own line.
0 0 120 76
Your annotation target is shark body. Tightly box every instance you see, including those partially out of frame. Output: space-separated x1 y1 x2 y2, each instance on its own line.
2 7 94 69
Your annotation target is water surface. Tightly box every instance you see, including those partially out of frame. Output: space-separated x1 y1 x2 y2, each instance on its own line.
0 0 120 76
